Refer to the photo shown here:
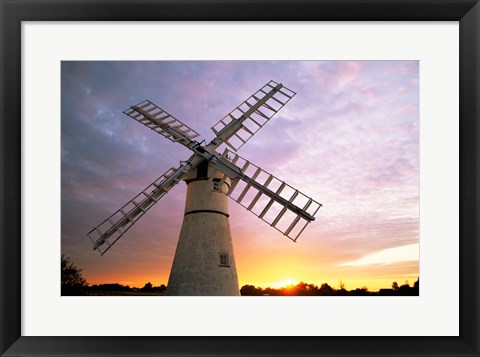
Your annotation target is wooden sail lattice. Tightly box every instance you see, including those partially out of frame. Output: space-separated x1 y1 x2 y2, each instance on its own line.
217 149 322 241
211 80 296 152
87 163 189 255
124 100 200 142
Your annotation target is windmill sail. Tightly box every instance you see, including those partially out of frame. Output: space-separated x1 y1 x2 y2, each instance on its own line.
210 80 296 152
124 100 201 144
87 162 191 255
214 149 322 241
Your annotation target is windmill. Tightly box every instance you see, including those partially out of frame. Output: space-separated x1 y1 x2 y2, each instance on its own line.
86 80 322 296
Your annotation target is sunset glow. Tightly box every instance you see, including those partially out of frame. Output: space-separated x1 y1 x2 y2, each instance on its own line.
268 280 299 289
61 60 419 292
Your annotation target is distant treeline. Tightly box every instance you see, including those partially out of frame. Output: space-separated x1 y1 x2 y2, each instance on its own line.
86 279 419 296
240 279 419 296
88 282 167 293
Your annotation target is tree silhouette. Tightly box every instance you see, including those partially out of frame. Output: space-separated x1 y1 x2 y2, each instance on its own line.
153 284 167 293
397 281 414 296
412 278 419 295
286 282 319 296
240 285 263 296
318 283 334 296
350 287 368 296
141 282 153 292
61 255 88 295
392 281 399 290
90 283 131 292
337 280 348 296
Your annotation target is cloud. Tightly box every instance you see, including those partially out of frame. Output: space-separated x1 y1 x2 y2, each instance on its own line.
337 243 419 267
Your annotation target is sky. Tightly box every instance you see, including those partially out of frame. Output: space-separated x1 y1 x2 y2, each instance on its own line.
61 60 419 292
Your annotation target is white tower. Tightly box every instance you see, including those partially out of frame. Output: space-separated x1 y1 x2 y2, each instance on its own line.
167 161 239 295
87 80 322 296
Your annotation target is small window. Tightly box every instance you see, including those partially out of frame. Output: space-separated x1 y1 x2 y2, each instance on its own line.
212 178 221 192
219 253 230 267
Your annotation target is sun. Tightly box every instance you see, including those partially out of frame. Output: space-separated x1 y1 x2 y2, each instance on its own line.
272 279 298 288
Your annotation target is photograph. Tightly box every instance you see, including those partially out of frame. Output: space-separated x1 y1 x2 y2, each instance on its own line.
61 60 420 297
2 0 479 355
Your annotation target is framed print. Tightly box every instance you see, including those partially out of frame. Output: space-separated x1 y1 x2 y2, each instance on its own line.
1 0 479 356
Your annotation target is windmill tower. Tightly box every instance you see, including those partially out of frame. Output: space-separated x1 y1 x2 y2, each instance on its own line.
86 80 322 296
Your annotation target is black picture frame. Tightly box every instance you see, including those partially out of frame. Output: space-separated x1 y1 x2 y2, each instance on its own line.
1 1 479 356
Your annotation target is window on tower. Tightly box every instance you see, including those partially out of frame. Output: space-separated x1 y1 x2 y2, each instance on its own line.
212 178 221 192
219 253 230 267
